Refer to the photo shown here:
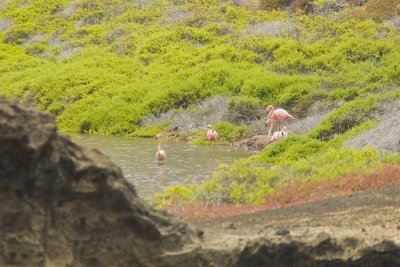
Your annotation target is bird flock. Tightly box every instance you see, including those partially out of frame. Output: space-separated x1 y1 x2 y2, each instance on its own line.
155 105 295 161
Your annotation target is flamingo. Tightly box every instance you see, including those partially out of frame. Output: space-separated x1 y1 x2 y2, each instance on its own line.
270 127 289 142
155 134 166 161
265 105 295 140
206 124 218 141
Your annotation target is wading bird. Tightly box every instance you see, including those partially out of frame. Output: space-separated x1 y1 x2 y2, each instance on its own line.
270 126 289 142
207 124 218 141
155 134 166 161
265 105 295 139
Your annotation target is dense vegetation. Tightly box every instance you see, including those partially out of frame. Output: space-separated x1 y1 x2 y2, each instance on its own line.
1 0 400 209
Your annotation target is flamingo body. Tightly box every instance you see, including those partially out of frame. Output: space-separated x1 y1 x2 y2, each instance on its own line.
206 125 218 141
266 105 295 140
156 148 166 161
155 134 166 161
270 127 289 142
269 108 294 121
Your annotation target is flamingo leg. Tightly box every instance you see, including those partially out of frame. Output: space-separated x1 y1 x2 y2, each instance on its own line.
267 120 274 141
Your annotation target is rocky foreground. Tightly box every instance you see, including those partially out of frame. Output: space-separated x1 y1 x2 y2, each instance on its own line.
1 98 400 267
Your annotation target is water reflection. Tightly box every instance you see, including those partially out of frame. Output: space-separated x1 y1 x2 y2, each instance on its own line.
67 133 249 197
206 158 219 175
156 161 167 190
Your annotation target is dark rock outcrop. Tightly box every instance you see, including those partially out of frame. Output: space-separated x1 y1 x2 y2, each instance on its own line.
236 135 270 152
0 98 198 267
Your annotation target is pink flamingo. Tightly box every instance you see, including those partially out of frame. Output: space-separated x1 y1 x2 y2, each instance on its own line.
265 105 295 140
270 127 289 142
206 124 218 141
155 134 166 161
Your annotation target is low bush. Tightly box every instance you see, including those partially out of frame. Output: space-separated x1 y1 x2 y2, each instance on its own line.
163 202 268 221
275 82 326 116
151 185 194 209
3 23 43 44
265 164 400 208
191 121 247 145
226 95 263 124
328 87 360 101
308 97 377 140
130 123 168 138
260 135 332 163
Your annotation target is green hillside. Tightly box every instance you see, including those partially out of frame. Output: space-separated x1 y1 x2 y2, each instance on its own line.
1 0 400 205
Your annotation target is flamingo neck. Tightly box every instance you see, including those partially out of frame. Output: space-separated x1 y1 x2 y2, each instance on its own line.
158 139 162 151
267 109 274 119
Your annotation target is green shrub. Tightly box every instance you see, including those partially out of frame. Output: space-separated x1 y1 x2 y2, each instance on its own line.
328 87 360 101
275 82 325 116
130 123 168 138
226 95 262 124
3 23 43 45
256 136 326 163
213 121 247 144
196 159 272 204
191 121 247 145
309 97 377 140
151 185 194 208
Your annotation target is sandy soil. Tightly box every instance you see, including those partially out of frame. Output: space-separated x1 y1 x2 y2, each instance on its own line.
190 184 400 265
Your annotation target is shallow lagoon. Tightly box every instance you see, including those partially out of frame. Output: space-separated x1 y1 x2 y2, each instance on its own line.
69 134 250 197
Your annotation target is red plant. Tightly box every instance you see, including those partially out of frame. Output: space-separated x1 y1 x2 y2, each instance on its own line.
164 202 268 221
265 165 400 209
163 165 400 222
365 0 400 21
343 0 400 21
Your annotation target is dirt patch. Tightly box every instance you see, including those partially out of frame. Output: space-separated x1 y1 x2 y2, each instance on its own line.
193 184 400 266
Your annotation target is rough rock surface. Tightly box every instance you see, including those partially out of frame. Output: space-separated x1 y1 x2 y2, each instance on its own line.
195 184 400 267
0 98 199 267
1 98 400 267
236 135 270 152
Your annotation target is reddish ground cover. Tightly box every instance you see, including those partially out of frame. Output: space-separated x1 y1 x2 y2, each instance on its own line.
165 165 400 221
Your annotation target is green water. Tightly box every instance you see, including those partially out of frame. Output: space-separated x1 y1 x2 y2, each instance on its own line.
68 133 250 197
